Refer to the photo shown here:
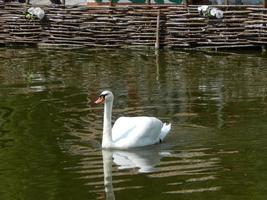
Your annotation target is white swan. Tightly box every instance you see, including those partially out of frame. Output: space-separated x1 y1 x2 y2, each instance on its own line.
95 90 171 149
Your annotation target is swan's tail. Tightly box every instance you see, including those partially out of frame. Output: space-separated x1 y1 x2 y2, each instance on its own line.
159 123 171 142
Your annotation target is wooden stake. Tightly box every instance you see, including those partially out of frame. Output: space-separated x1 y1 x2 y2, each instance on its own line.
264 0 267 8
155 10 160 50
26 0 30 4
109 0 115 6
184 0 188 7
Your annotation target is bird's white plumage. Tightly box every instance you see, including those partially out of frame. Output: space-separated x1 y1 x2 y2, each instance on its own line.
112 116 163 148
95 90 171 149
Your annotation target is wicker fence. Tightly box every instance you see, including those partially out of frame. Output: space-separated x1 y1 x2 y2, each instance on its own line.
0 2 266 50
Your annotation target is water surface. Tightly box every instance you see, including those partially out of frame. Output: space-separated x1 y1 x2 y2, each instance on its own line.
0 48 267 200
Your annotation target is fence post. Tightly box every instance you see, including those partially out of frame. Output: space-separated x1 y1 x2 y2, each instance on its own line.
183 0 188 7
155 10 160 49
62 0 65 6
264 0 267 8
26 0 30 4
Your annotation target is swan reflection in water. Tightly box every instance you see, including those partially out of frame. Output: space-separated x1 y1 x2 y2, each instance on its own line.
102 145 170 200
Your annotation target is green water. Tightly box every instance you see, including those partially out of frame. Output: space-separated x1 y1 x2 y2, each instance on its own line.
0 48 267 200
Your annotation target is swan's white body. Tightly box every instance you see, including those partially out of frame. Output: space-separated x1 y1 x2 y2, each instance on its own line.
95 91 171 149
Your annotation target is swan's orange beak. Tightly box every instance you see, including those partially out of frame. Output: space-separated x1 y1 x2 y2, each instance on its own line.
94 95 105 104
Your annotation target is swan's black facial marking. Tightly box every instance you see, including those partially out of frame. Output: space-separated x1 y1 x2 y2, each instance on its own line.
95 91 112 104
95 94 107 104
99 93 109 100
100 91 110 96
99 94 107 98
101 91 112 100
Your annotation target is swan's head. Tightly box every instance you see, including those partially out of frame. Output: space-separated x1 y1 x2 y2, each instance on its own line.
95 90 114 104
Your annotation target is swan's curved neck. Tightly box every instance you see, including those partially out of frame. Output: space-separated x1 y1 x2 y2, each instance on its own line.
102 99 113 148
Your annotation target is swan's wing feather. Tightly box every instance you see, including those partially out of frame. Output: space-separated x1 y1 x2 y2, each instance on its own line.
112 117 163 148
112 117 137 141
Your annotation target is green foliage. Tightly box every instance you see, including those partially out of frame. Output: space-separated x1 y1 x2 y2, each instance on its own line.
24 12 35 20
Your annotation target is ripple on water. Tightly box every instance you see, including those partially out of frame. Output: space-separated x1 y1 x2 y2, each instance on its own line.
59 135 226 198
0 106 14 149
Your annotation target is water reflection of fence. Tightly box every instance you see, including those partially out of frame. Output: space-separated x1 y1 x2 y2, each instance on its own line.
1 2 267 49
